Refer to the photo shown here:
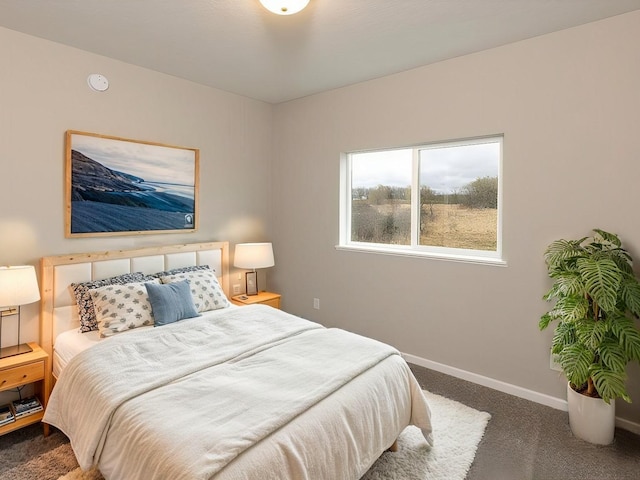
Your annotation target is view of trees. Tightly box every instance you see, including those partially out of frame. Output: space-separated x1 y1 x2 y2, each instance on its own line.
351 176 498 250
351 200 410 244
460 176 498 209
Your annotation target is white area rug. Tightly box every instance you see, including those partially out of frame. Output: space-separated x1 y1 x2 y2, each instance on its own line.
58 465 102 480
361 390 491 480
59 391 490 480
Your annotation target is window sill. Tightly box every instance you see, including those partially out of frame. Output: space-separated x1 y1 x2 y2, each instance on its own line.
335 244 507 267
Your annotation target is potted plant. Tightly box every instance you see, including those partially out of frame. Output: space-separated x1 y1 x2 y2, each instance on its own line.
540 229 640 444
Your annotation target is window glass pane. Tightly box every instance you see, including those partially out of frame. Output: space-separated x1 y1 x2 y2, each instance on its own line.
419 141 500 251
351 149 412 245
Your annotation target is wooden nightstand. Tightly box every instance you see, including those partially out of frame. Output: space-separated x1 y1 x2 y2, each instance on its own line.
0 342 50 436
231 291 281 309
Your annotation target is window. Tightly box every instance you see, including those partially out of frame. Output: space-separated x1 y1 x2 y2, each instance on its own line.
339 136 503 263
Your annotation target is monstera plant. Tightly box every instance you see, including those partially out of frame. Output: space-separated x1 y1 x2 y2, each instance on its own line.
540 229 640 404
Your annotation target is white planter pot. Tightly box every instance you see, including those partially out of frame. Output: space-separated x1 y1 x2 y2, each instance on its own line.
567 382 615 445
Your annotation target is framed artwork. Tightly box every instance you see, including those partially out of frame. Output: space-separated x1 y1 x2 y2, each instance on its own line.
65 131 199 237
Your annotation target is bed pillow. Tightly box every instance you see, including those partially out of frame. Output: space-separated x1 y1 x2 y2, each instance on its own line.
145 280 200 327
91 279 160 338
160 268 229 312
147 264 212 279
70 272 148 333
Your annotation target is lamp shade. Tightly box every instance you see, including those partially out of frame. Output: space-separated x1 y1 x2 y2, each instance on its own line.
234 243 275 269
0 265 40 308
259 0 310 15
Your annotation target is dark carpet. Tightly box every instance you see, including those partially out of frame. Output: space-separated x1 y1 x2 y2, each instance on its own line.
409 364 640 480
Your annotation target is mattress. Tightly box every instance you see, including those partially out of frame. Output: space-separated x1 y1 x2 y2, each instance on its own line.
53 329 100 378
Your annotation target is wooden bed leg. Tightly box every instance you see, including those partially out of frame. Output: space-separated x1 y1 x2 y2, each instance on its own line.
388 440 399 452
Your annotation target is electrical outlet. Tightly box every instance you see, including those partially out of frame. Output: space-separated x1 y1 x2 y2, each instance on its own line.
313 298 320 310
233 284 241 295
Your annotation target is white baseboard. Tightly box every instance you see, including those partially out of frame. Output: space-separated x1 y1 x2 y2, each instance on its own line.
402 352 640 436
615 416 640 436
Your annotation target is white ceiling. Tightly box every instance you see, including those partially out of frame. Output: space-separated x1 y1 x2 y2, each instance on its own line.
1 0 639 104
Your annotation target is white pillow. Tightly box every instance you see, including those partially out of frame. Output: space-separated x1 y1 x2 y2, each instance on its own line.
91 279 160 338
160 269 229 312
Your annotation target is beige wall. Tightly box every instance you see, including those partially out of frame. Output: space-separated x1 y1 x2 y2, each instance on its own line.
0 27 273 348
271 11 640 423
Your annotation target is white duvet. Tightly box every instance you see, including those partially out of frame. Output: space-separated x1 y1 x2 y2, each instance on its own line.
45 305 432 480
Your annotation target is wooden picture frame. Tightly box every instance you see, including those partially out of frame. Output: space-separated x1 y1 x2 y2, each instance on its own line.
65 131 199 237
245 271 258 295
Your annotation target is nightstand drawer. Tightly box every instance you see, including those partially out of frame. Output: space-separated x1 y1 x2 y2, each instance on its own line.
0 361 44 391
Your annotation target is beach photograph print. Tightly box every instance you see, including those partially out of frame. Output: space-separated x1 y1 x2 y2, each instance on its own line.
65 131 199 237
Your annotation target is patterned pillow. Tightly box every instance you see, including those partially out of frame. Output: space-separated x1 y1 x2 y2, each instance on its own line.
71 272 147 333
160 269 229 312
91 279 160 338
147 265 212 279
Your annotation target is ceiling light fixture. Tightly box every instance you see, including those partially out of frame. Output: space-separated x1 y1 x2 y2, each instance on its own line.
259 0 310 16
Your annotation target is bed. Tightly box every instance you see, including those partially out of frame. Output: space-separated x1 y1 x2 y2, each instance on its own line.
40 241 432 480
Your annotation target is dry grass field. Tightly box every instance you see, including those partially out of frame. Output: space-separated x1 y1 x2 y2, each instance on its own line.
352 202 497 251
421 203 497 250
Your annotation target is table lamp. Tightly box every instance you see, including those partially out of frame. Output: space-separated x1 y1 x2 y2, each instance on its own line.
0 265 40 358
234 243 275 295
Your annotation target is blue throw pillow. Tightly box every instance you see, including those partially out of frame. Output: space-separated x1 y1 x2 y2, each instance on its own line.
145 280 200 326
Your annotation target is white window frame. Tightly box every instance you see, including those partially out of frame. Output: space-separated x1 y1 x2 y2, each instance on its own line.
337 136 505 266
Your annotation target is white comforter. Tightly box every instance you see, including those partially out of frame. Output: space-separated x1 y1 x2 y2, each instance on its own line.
45 305 432 480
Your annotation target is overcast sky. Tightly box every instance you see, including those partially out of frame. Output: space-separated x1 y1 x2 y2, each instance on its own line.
71 134 196 186
351 141 500 194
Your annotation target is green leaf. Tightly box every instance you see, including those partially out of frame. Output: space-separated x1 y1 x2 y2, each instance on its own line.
577 257 621 312
593 229 622 247
548 271 585 297
598 339 627 373
560 344 593 386
608 249 634 275
610 317 640 363
620 274 640 317
542 284 559 302
544 239 585 268
591 366 630 403
539 313 553 331
575 319 608 350
552 321 575 354
551 296 589 322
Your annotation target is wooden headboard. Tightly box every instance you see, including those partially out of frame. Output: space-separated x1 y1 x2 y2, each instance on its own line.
40 241 230 385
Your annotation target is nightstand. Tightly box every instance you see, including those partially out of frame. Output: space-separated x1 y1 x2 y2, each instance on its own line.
0 342 50 436
231 291 281 309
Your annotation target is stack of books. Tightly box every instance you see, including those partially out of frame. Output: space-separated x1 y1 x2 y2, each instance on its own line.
11 396 43 419
0 404 15 427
